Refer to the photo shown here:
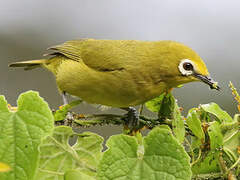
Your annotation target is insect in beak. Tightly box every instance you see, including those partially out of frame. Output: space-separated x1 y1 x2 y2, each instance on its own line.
194 73 220 90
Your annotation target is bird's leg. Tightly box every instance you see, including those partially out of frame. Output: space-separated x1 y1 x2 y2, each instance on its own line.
122 107 139 130
61 92 74 124
62 91 68 105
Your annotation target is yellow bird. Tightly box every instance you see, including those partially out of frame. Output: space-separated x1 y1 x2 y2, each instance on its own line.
9 39 219 125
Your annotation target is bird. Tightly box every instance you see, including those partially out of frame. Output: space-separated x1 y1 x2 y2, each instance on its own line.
9 39 220 127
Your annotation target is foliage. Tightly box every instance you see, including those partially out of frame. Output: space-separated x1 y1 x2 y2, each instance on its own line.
0 83 239 180
0 91 54 180
36 126 103 179
97 127 191 180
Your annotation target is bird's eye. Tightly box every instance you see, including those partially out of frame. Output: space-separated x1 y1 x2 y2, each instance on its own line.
178 59 195 76
183 62 193 71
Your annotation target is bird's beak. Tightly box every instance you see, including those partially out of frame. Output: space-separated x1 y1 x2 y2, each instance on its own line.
194 73 220 90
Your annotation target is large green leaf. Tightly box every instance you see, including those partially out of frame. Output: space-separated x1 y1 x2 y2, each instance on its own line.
0 91 54 180
200 103 232 123
98 127 191 180
36 126 103 180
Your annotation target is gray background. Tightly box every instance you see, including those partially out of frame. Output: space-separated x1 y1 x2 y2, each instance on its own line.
1 0 239 136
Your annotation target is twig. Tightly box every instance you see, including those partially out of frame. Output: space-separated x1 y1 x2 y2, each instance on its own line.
191 148 202 167
229 156 240 172
184 138 195 163
219 151 228 173
223 131 239 144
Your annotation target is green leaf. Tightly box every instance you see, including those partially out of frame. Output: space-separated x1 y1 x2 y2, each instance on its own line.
186 109 205 141
190 136 202 150
191 151 220 174
0 91 54 180
158 93 176 119
208 121 223 150
200 103 232 123
54 100 82 121
145 93 175 120
36 126 103 180
0 96 9 112
145 93 165 113
222 114 240 161
64 170 95 180
146 93 185 142
172 102 185 143
98 127 191 180
192 121 223 175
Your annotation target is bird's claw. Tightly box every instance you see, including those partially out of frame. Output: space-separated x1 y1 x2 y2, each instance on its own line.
123 107 139 130
64 112 74 126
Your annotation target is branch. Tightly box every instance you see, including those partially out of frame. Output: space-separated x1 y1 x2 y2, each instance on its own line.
54 113 173 130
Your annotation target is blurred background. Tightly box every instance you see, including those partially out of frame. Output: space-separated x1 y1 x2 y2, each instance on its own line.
1 0 239 136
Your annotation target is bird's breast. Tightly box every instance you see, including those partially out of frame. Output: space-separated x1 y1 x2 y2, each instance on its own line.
56 60 168 107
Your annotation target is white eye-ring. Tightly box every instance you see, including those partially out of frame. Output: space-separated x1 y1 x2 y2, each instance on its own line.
178 59 195 76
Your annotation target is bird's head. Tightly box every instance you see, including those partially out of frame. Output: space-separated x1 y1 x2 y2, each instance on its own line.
160 41 220 90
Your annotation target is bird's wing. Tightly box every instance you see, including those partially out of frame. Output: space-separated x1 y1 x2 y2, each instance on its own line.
47 39 128 72
47 39 83 62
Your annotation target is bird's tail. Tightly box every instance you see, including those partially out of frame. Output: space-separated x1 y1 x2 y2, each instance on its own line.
9 59 48 70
